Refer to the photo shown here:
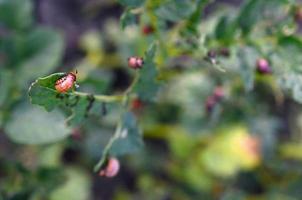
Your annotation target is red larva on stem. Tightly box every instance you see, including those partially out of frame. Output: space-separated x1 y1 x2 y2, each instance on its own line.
131 98 143 111
99 157 120 178
55 71 77 93
128 56 144 69
142 25 154 35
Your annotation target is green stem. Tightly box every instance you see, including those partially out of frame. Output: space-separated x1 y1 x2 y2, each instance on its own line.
93 120 123 172
125 70 140 95
73 91 124 103
93 70 141 172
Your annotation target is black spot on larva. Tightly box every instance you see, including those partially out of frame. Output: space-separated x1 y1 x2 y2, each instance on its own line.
85 94 95 117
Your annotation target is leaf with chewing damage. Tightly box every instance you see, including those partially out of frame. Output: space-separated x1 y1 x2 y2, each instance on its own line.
28 73 65 112
28 73 100 125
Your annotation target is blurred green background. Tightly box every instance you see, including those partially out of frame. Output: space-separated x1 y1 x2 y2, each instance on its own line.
2 0 302 199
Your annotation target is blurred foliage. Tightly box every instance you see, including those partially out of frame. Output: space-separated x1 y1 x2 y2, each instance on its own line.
2 0 302 199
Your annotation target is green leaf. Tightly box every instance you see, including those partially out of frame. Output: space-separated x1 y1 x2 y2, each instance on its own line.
237 0 287 35
117 0 146 7
237 46 259 92
293 81 302 104
133 43 159 101
5 103 71 144
215 15 237 43
120 9 137 29
182 0 211 37
155 0 196 22
28 73 65 111
0 0 33 30
237 0 263 35
279 73 302 104
16 27 64 87
271 36 302 103
50 168 91 200
66 96 93 125
94 111 143 171
109 112 143 155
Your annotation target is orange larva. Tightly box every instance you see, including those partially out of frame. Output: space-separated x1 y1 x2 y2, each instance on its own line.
99 157 120 178
55 72 77 93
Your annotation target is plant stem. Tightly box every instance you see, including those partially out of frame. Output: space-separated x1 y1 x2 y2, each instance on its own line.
73 91 124 103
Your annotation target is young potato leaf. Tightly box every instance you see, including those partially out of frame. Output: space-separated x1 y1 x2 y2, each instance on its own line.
133 43 159 101
120 9 137 29
94 112 143 172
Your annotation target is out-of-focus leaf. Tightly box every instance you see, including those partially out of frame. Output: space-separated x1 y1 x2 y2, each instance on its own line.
94 112 143 171
120 9 137 29
202 126 261 177
273 36 302 103
36 167 65 192
215 15 237 43
293 81 302 104
133 43 159 101
221 190 246 200
5 103 71 144
280 143 302 160
0 69 12 107
0 0 33 30
155 0 196 22
278 73 302 103
182 0 210 37
50 168 91 200
168 128 196 159
279 36 302 51
38 145 64 167
237 46 259 92
237 0 264 35
237 0 287 35
277 36 302 73
16 27 64 87
109 112 143 155
117 0 145 7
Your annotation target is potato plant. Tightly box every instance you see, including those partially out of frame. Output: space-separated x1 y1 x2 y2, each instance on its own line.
1 0 302 199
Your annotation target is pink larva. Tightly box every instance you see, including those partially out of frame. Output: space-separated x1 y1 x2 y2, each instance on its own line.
99 157 120 178
55 72 77 93
128 56 144 69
